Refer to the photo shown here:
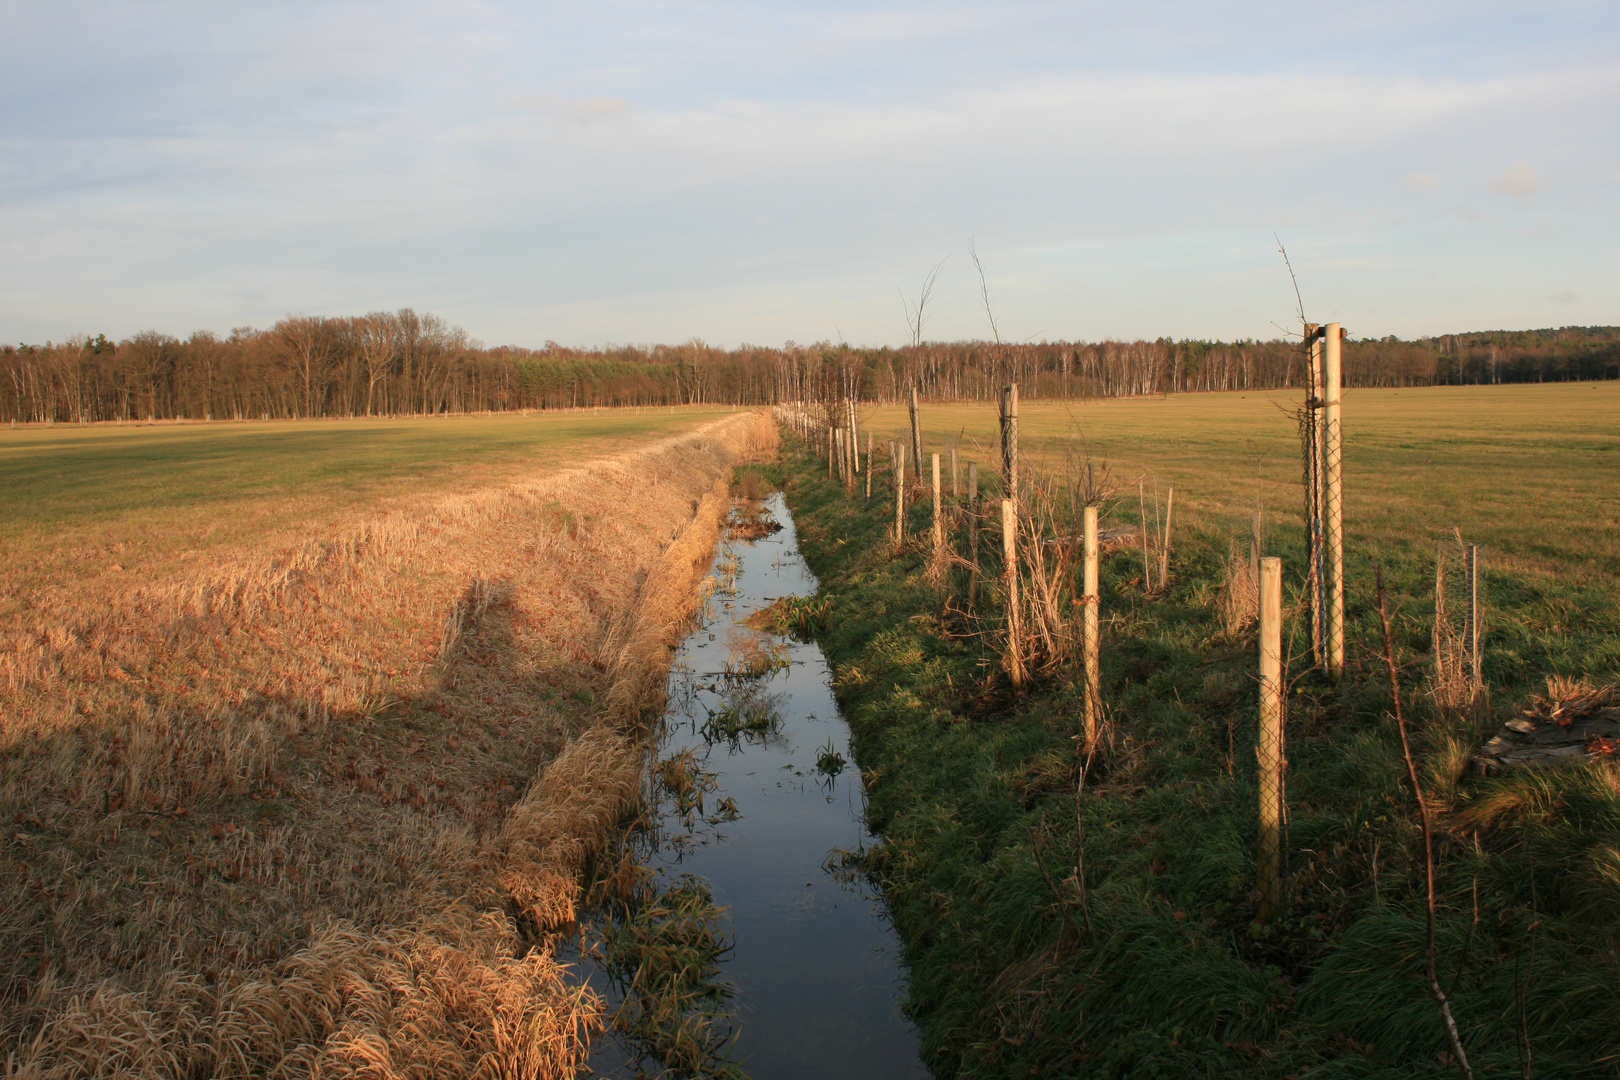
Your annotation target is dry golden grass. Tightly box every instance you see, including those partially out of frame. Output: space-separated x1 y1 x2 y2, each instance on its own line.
1215 539 1260 639
0 410 777 1078
860 382 1620 581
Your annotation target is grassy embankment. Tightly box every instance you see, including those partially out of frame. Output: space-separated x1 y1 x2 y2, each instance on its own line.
0 407 776 1077
781 383 1620 1078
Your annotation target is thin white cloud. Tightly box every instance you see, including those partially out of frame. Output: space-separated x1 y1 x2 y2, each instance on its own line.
1491 160 1552 200
2 2 1619 344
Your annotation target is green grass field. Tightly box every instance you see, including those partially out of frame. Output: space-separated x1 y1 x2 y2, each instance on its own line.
0 406 740 602
777 385 1620 1078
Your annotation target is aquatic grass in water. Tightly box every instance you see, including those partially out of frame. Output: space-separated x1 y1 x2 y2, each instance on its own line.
746 594 833 641
598 873 747 1080
699 700 783 746
816 739 847 777
656 748 719 819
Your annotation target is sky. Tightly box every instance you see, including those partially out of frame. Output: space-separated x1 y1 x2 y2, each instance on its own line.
3 1 1618 348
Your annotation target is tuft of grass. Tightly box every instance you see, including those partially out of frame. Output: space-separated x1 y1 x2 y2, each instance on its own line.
746 594 832 641
815 738 847 777
1217 537 1260 638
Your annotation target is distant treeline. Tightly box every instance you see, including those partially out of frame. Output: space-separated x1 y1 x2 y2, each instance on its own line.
3 311 1617 424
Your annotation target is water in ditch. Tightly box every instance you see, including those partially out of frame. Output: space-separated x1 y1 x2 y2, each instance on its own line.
576 491 927 1079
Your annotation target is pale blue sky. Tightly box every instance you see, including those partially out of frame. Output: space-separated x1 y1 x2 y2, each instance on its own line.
3 1 1617 347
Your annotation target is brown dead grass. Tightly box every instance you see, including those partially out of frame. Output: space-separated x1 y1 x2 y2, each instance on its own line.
1216 539 1260 639
0 411 778 1078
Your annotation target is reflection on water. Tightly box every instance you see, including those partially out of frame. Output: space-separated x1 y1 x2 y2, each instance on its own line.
580 492 927 1080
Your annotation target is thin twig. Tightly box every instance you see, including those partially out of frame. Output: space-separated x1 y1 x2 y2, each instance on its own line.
1275 233 1306 330
969 238 1002 345
1515 916 1539 1080
902 258 949 348
1029 823 1081 941
1376 565 1474 1080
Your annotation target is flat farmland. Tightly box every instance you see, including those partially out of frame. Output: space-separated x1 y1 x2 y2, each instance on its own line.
0 406 742 601
861 382 1620 584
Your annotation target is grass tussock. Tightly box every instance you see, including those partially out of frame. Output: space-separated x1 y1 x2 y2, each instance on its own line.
498 725 646 932
6 909 599 1080
1 412 778 1077
1216 538 1260 638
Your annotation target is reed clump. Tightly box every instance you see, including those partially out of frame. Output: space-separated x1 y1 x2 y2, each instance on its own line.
1216 538 1260 638
1 412 777 1077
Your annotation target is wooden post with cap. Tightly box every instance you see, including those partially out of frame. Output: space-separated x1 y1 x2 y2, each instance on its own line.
1081 505 1101 747
1323 323 1345 680
1257 555 1285 924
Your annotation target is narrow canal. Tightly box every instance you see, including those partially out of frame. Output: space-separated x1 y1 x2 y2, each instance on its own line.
579 490 927 1079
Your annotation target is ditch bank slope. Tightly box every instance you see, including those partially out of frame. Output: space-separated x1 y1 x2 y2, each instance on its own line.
777 447 1617 1080
1 411 776 1079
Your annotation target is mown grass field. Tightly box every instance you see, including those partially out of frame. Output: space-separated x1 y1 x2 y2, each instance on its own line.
0 406 741 601
861 383 1620 582
778 385 1620 1078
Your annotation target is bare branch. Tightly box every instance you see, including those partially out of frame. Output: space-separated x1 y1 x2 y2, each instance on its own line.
969 238 1001 346
898 287 918 346
1274 233 1307 332
910 257 949 348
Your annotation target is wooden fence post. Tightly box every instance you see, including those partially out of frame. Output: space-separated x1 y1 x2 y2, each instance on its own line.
865 432 873 500
847 399 859 473
1159 485 1175 590
893 442 906 546
1002 498 1023 688
1323 323 1345 680
968 461 981 606
1467 543 1481 689
931 452 944 555
846 422 859 495
999 384 1019 501
951 447 960 500
1082 505 1101 748
1305 324 1324 671
909 384 924 487
1138 477 1152 593
1257 555 1285 924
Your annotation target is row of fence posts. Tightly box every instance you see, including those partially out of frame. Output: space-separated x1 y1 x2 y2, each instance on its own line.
776 351 1340 925
779 386 1106 750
